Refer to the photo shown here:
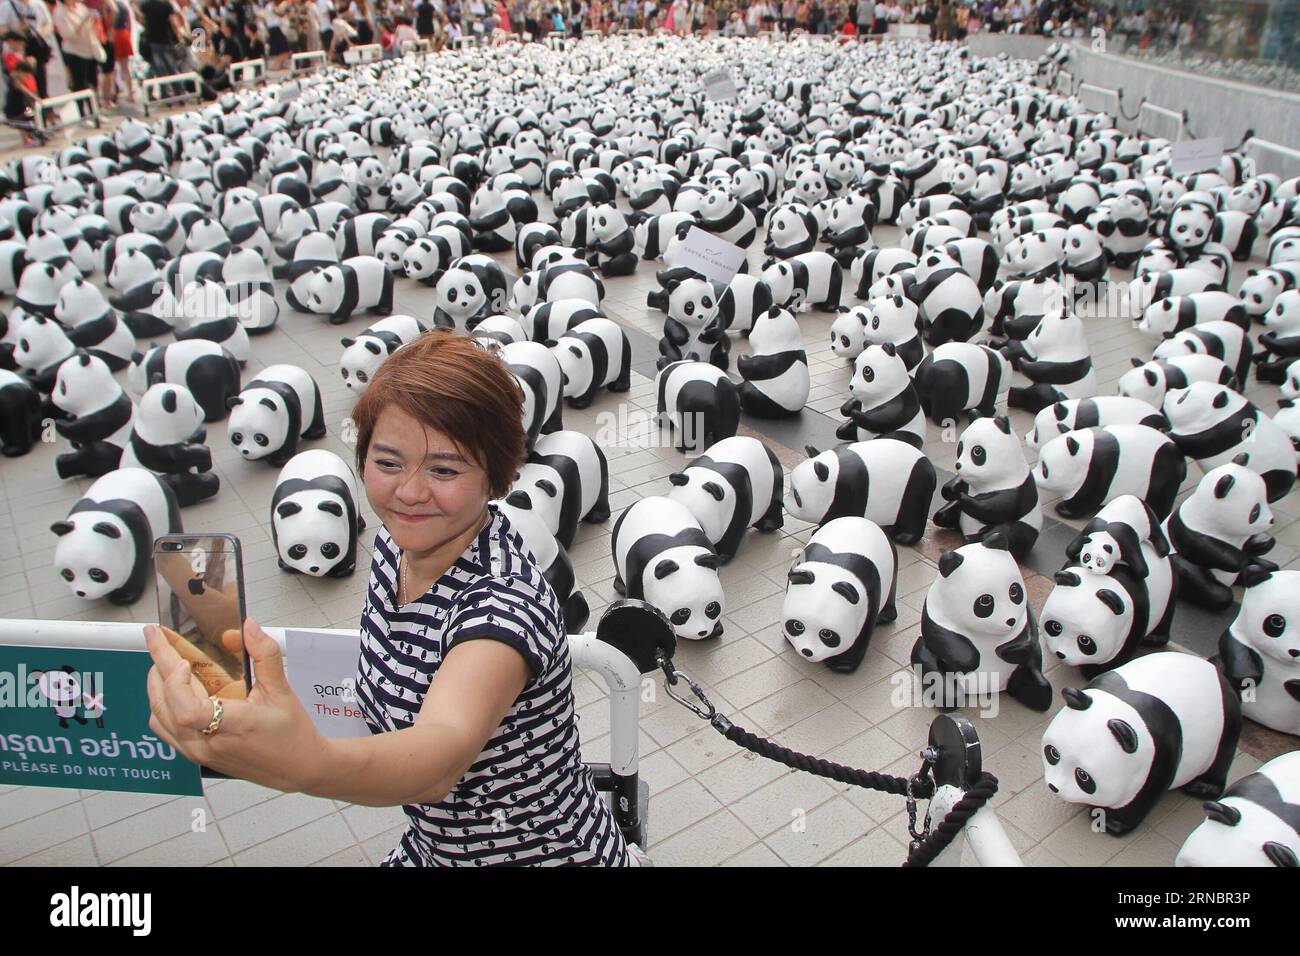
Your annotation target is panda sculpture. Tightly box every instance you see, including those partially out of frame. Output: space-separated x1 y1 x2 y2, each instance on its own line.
1254 290 1300 384
912 342 1010 428
1176 750 1300 867
1041 652 1241 835
853 296 923 371
271 449 365 578
933 415 1042 560
493 494 590 633
522 298 601 346
783 517 898 674
585 204 638 276
226 365 326 466
910 533 1053 712
127 339 241 424
508 429 610 550
655 360 740 454
51 351 134 478
1153 321 1254 389
432 256 510 329
760 252 842 312
304 256 395 325
50 467 182 605
13 313 75 393
500 340 563 448
717 273 774 336
53 279 134 372
1213 569 1300 737
784 439 935 545
763 204 820 259
339 315 428 393
1118 354 1238 408
400 226 473 286
1137 292 1249 341
611 496 724 642
1064 495 1171 580
0 367 41 456
1164 460 1278 612
1036 424 1186 520
1026 397 1168 449
119 380 219 507
836 342 926 447
656 275 729 372
551 317 631 408
1003 308 1097 413
737 306 808 418
916 259 984 347
275 231 339 313
665 435 783 563
1162 382 1296 502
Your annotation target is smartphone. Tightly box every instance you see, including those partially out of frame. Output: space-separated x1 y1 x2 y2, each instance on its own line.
153 534 250 699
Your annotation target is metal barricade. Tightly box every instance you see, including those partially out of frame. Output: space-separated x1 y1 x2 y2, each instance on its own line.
141 71 202 116
290 50 326 74
229 58 267 87
33 88 100 134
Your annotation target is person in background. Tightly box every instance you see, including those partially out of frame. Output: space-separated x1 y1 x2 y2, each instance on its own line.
89 0 119 109
567 0 580 36
524 0 540 38
263 0 289 67
241 17 264 57
54 0 102 122
0 0 55 97
3 32 44 142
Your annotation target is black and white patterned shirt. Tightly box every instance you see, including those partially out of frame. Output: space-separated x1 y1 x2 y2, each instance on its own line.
355 503 631 866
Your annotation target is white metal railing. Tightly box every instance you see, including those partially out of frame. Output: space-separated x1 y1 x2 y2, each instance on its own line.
229 58 267 87
925 785 1024 867
399 38 432 54
1077 81 1120 118
1138 100 1186 141
290 50 327 74
1241 135 1300 179
141 71 202 115
343 43 383 64
33 88 99 133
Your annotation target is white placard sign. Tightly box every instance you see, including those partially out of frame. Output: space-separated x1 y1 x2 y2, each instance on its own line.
669 226 747 286
702 67 738 102
1169 137 1223 176
285 629 370 738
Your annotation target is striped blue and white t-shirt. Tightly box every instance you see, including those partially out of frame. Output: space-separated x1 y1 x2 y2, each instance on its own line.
354 503 632 866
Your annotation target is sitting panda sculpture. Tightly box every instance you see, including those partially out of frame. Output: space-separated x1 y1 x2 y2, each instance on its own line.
1213 568 1300 737
933 416 1041 560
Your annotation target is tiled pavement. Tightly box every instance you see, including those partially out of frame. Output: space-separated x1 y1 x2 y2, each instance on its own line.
1 111 1297 867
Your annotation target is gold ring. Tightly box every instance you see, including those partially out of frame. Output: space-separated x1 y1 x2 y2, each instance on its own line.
201 696 224 736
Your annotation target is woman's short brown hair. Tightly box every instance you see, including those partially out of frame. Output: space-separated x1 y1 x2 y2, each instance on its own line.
349 330 526 499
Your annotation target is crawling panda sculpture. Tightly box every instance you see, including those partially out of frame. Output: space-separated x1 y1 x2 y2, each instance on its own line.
1176 751 1300 867
665 435 783 563
271 449 365 578
227 365 327 466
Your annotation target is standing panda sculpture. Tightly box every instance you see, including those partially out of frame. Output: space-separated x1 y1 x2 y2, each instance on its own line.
303 256 395 325
1213 568 1300 737
226 365 327 466
339 315 427 393
0 367 42 456
933 415 1042 560
50 467 182 605
782 517 898 674
836 343 926 447
737 306 809 418
910 533 1053 712
665 435 784 563
1041 652 1241 835
1025 397 1167 449
1118 354 1238 408
784 439 936 545
507 429 610 550
912 342 1010 426
1165 460 1278 613
760 252 843 312
655 360 740 453
1175 751 1300 868
271 449 365 578
1035 424 1187 520
127 339 242 424
611 496 724 642
551 317 631 408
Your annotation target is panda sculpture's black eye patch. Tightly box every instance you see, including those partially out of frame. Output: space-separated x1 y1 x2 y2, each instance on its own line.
973 594 994 618
1074 769 1096 794
1265 614 1286 637
1043 744 1060 765
289 544 307 559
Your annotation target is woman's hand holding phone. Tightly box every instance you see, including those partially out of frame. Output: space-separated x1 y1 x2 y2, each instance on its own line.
144 618 334 793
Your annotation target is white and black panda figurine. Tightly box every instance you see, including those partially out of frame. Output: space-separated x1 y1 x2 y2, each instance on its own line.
1153 320 1254 389
127 339 241 424
551 318 631 408
119 380 219 508
432 256 510 329
665 435 783 563
0 367 42 456
1213 568 1300 737
611 496 724 642
304 256 395 325
737 306 809 418
493 493 589 632
1064 495 1172 580
1041 652 1241 836
933 416 1042 560
1164 459 1277 612
783 517 898 674
51 351 134 478
227 365 326 467
522 298 601 346
911 533 1053 712
760 252 843 312
655 360 740 454
1137 291 1250 341
1254 290 1300 384
1041 545 1177 679
585 204 637 276
916 259 984 347
508 429 610 550
1162 382 1296 502
784 439 935 546
717 273 774 336
471 315 528 351
223 246 280 334
1026 397 1168 449
858 295 924 371
271 449 365 578
656 275 728 371
339 314 427 394
1118 354 1238 408
1003 308 1097 413
274 232 339 313
50 467 182 605
53 279 134 372
13 312 75 393
763 204 820 259
1176 750 1300 867
838 342 926 446
1036 425 1187 520
500 340 563 448
913 342 1010 427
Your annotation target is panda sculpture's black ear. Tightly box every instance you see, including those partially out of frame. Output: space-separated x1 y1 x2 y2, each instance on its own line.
536 479 558 499
1263 842 1299 868
804 444 820 458
1130 357 1144 368
92 522 121 539
812 459 830 482
1200 801 1241 827
1214 473 1235 499
653 558 679 579
993 415 1011 434
1212 390 1230 409
1064 435 1080 456
1052 402 1068 421
1054 569 1081 586
983 530 1010 551
258 397 277 411
937 549 964 578
49 520 74 536
226 395 243 408
340 337 356 347
1061 687 1092 710
831 581 860 605
667 472 688 487
1096 589 1126 615
695 552 720 570
318 501 343 517
1107 718 1139 754
880 341 897 357
788 568 815 585
276 501 302 519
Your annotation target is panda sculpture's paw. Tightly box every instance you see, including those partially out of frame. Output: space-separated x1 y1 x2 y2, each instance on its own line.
1181 779 1225 800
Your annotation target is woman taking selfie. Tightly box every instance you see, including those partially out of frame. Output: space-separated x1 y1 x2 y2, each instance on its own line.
144 331 640 867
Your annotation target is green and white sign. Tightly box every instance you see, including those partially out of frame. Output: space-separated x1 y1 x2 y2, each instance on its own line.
0 645 202 796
